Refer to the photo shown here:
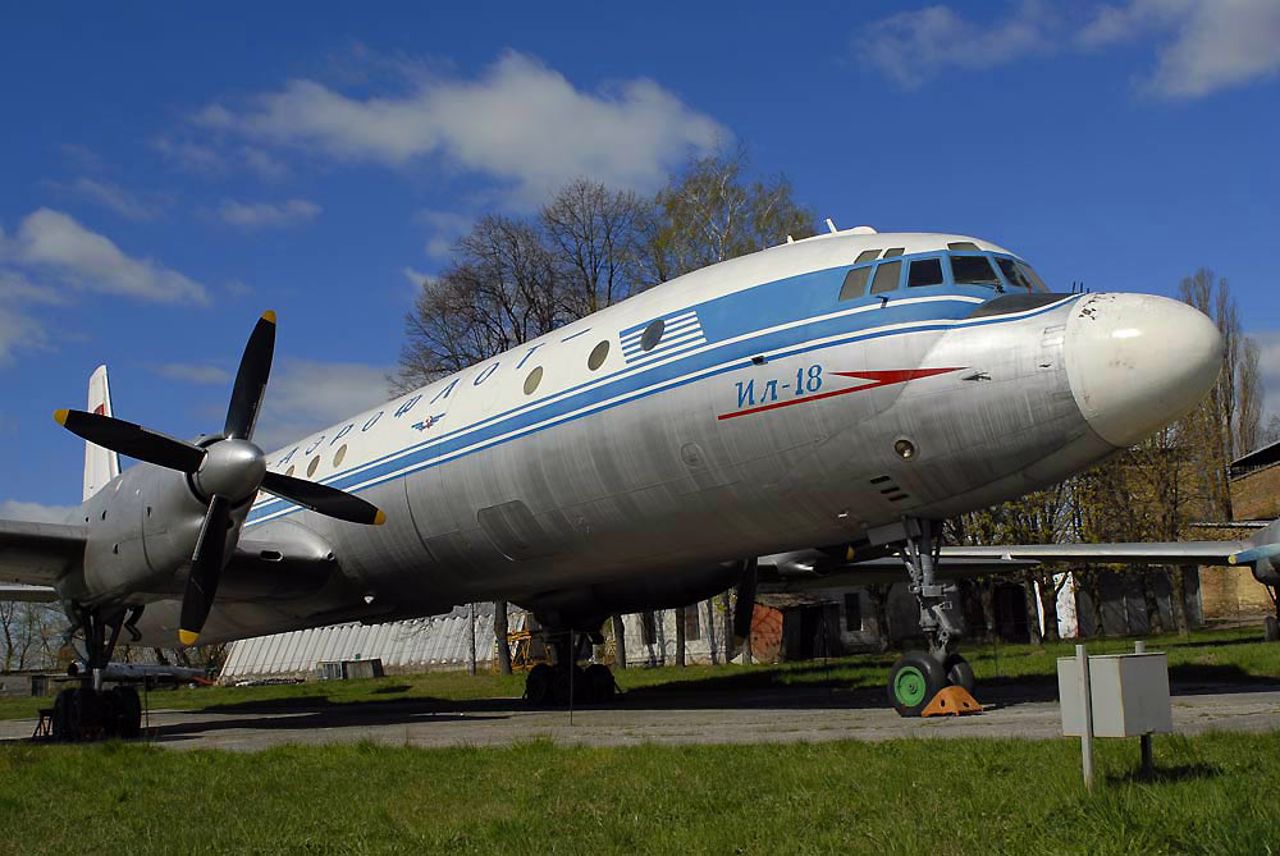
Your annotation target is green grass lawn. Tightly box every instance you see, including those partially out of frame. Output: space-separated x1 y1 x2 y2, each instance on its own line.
1 732 1278 854
1 626 1276 723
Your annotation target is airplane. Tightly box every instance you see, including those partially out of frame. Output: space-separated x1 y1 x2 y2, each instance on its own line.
0 224 1227 737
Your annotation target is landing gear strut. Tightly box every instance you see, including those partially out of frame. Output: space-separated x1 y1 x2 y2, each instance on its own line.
48 606 144 741
887 518 975 717
524 629 617 707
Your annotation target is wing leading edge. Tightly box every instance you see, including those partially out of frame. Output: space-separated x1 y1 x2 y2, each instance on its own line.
0 518 87 587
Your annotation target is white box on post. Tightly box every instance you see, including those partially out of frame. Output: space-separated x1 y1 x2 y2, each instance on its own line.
1058 652 1173 738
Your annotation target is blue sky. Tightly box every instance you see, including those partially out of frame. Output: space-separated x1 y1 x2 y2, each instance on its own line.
3 0 1279 517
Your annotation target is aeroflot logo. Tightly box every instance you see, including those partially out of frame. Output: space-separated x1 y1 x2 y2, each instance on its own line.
719 366 965 420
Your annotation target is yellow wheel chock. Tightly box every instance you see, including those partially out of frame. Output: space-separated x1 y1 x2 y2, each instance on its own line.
921 685 983 717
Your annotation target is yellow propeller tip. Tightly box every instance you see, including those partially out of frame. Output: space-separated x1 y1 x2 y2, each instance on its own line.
373 509 387 526
178 629 200 646
261 309 277 324
53 409 69 426
1227 555 1239 565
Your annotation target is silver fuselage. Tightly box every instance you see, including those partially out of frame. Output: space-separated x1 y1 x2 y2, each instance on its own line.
61 231 1223 645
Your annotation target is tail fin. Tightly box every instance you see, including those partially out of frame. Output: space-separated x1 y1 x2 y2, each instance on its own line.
83 365 121 500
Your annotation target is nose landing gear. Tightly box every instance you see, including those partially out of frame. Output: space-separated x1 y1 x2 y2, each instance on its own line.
887 518 981 717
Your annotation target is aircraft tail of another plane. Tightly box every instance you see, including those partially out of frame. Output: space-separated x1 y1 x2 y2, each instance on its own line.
83 364 121 501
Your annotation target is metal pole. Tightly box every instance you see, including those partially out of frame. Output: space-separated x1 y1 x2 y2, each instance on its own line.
1077 644 1095 791
568 630 575 727
1135 640 1153 777
467 603 477 676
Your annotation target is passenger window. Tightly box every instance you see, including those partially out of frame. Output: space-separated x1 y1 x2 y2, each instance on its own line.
883 248 905 258
870 261 902 294
588 340 609 370
854 249 881 264
907 258 944 288
839 267 871 301
951 255 1001 287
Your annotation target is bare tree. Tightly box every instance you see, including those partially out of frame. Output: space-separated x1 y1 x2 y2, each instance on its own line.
541 178 650 316
643 148 815 285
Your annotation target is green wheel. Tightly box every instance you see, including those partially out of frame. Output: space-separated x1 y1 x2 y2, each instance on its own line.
887 651 946 717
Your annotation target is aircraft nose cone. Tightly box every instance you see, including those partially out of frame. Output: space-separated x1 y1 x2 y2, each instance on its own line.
1065 293 1222 448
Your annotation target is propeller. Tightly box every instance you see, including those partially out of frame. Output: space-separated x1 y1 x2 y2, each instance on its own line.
54 310 385 646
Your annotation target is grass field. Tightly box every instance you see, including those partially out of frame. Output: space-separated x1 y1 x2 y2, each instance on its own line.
2 732 1278 854
2 625 1277 723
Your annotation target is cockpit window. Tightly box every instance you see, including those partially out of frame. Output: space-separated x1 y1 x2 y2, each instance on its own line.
882 248 905 258
997 257 1049 293
870 260 901 294
854 249 881 264
951 255 1001 288
907 257 944 288
948 241 980 251
839 267 871 301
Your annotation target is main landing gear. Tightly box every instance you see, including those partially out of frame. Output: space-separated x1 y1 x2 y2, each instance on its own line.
886 518 979 717
523 629 618 706
48 606 145 741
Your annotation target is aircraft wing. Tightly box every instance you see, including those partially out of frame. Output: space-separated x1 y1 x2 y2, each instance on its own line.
940 541 1250 566
0 583 60 602
0 518 86 587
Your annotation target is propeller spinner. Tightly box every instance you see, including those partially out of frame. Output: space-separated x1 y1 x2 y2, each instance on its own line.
54 311 385 646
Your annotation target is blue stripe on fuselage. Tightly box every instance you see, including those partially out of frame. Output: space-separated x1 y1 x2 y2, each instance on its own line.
247 289 1079 526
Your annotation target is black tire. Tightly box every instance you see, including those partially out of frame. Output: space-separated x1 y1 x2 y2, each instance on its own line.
887 651 946 718
584 664 615 703
110 686 142 738
525 664 554 706
51 689 74 742
944 654 976 694
1264 616 1279 643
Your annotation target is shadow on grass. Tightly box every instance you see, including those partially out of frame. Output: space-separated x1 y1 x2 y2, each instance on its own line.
1107 763 1221 785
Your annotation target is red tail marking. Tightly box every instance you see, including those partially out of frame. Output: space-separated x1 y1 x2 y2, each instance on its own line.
93 404 106 415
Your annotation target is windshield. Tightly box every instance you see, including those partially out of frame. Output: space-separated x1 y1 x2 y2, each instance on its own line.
950 255 1002 289
996 257 1049 293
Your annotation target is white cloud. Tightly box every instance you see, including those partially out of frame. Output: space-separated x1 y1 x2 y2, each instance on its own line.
58 177 169 221
402 266 430 289
1252 330 1280 420
151 362 232 385
0 305 48 364
255 358 393 450
193 51 727 204
152 136 227 174
1081 0 1280 97
858 1 1054 88
217 198 321 229
0 208 208 304
0 500 80 524
859 0 1280 97
417 209 472 258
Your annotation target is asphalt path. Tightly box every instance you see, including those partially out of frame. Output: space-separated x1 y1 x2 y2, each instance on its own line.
4 680 1278 751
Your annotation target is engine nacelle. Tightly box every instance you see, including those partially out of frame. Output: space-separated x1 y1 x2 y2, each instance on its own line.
74 466 211 604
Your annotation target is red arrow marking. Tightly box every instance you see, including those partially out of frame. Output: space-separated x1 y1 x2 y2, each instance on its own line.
718 366 966 421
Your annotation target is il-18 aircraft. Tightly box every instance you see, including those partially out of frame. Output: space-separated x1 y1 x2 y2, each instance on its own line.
0 225 1230 737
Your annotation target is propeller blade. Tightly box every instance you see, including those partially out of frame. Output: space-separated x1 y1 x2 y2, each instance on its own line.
733 557 758 642
179 495 231 646
261 471 386 526
224 310 276 441
54 409 206 473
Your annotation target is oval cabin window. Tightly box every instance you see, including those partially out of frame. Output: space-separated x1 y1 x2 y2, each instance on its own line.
333 444 347 467
588 340 610 370
307 456 320 478
524 365 543 395
640 319 665 351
